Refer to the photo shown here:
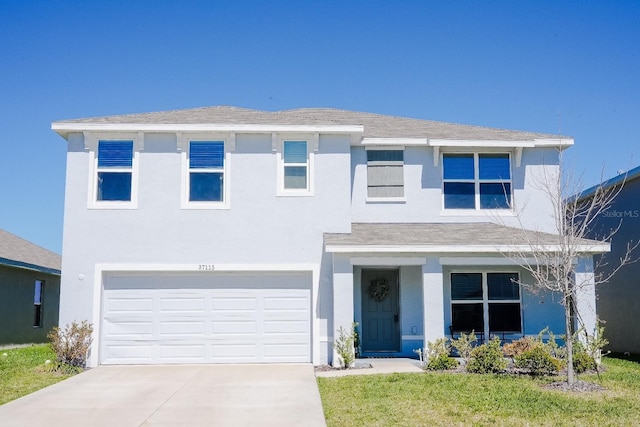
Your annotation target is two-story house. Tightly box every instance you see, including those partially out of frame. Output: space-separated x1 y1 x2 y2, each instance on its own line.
52 106 605 367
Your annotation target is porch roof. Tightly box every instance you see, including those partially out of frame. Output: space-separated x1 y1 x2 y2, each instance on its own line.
324 223 610 254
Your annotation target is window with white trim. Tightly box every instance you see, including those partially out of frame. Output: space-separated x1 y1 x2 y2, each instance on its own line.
181 140 229 208
366 149 404 198
443 153 512 209
33 280 43 328
278 139 313 195
450 272 522 335
96 140 134 202
188 141 225 202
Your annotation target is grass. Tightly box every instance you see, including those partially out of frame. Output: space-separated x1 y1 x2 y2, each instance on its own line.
0 344 75 405
317 356 640 427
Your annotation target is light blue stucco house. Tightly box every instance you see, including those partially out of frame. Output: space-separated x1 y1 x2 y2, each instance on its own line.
52 107 606 367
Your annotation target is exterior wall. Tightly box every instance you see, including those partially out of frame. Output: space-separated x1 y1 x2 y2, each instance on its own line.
0 266 60 344
59 132 352 363
588 176 640 354
441 265 565 339
350 146 560 234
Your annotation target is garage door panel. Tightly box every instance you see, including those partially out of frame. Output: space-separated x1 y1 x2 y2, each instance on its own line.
264 296 308 311
159 320 206 336
264 320 308 334
211 320 257 334
102 344 153 363
211 297 256 311
107 297 154 313
104 320 153 338
160 297 206 313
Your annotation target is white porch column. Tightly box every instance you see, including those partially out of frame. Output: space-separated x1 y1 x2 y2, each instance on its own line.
332 253 354 367
422 258 444 347
575 255 597 335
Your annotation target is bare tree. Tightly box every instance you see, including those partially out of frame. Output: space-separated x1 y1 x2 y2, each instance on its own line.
503 151 637 385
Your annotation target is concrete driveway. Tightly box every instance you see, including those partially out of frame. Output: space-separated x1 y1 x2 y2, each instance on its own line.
0 364 326 427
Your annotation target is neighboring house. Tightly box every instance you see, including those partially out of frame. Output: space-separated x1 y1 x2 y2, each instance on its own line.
579 166 640 355
0 229 61 345
51 106 606 367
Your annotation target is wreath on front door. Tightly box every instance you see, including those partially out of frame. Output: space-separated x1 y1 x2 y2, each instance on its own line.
368 278 390 302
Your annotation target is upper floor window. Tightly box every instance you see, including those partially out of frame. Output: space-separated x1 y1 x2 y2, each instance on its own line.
96 140 134 202
366 149 404 199
182 140 229 208
443 153 511 209
278 139 313 196
450 272 521 335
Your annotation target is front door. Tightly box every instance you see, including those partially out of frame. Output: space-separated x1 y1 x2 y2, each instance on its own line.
361 268 400 352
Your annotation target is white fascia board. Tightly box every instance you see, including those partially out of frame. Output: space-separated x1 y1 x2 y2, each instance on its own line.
429 139 536 148
51 122 364 139
533 138 574 147
325 243 610 254
360 137 428 146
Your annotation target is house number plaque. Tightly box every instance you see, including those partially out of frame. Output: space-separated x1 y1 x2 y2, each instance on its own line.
198 264 216 271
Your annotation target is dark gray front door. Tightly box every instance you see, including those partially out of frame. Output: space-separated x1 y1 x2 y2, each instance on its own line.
361 268 400 352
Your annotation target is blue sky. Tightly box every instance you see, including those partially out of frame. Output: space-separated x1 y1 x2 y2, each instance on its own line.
1 1 639 254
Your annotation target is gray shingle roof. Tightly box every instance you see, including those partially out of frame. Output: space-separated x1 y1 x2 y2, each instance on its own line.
0 229 61 274
54 106 569 141
324 223 604 251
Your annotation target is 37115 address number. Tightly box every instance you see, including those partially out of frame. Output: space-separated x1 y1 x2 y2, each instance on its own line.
198 264 216 271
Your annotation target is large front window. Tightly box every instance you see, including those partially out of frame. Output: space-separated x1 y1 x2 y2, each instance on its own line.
443 153 512 209
450 272 522 335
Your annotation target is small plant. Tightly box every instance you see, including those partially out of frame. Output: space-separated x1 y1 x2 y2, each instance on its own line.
47 320 94 368
426 354 459 371
451 331 477 362
573 351 597 374
466 336 507 374
514 346 562 376
423 338 457 370
333 323 357 369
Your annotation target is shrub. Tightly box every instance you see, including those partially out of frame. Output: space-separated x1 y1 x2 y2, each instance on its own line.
514 346 562 376
451 331 477 362
333 324 356 369
466 337 507 374
573 351 597 374
426 354 459 371
47 320 93 368
503 337 536 358
426 338 451 360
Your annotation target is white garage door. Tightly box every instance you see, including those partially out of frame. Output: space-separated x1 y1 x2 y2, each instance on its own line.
100 272 311 364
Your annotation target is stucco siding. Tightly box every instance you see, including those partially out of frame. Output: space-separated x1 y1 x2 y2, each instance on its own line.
590 176 640 354
351 146 559 234
0 266 60 344
59 133 352 332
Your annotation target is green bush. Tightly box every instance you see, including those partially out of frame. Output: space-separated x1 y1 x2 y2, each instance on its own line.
426 354 459 371
514 346 562 376
451 331 477 361
573 351 597 373
466 337 507 374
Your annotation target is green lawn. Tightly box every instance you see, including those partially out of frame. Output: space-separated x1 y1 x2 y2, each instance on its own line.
0 344 75 405
318 357 640 427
